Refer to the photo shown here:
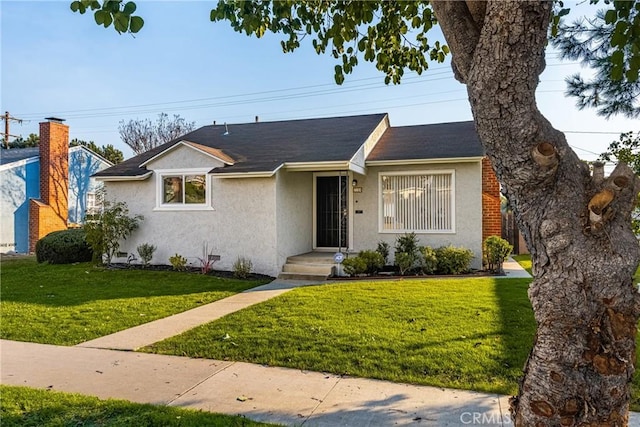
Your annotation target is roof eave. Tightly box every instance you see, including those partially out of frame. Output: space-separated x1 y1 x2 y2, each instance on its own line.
0 156 39 171
365 156 484 167
94 171 153 182
283 161 351 172
211 164 283 179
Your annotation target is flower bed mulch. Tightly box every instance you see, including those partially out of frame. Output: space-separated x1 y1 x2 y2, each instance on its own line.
106 263 275 282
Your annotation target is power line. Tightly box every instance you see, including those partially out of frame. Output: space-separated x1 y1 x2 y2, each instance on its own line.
13 60 579 121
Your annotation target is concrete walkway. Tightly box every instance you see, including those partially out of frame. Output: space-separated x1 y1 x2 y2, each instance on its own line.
77 280 318 351
500 257 532 279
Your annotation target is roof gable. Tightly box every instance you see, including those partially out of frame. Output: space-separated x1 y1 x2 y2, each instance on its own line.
140 140 235 168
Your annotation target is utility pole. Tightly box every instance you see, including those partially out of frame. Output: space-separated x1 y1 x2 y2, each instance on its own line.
1 111 24 149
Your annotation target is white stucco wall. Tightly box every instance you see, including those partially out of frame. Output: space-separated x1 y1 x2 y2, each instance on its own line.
275 170 313 269
146 144 227 170
351 161 484 269
104 172 280 276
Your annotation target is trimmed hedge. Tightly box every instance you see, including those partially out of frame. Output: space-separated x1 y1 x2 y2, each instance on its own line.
35 228 93 264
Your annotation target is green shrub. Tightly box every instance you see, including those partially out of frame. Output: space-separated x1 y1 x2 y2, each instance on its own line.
394 233 421 274
35 228 93 264
421 246 438 274
395 232 420 257
342 256 367 276
376 241 390 265
169 253 188 271
435 245 474 275
395 252 416 276
136 243 156 267
483 236 513 273
233 256 253 279
358 250 384 274
84 200 143 265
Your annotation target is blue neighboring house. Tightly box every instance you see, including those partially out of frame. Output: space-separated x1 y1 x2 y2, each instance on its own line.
0 145 112 253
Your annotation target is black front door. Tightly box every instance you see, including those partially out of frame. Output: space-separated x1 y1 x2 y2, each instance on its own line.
316 176 348 248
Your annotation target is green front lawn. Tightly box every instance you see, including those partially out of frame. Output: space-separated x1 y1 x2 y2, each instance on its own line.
0 386 276 427
145 278 535 396
0 257 270 346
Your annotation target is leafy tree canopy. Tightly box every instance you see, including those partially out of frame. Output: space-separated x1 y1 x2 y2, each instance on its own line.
70 138 124 165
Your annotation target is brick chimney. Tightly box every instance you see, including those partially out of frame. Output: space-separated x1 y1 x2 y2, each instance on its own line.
28 118 70 252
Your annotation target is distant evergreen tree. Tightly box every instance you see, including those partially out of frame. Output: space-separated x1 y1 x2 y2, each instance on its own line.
552 8 640 118
70 138 124 164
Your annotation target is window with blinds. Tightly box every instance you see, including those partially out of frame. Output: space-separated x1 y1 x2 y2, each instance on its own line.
380 171 454 233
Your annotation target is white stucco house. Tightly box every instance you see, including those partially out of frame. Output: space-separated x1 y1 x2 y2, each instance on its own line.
94 113 501 278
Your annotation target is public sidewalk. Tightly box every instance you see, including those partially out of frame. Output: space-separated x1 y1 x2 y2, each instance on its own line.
2 339 511 426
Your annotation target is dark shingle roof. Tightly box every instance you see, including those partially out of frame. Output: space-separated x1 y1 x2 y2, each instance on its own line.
0 147 40 166
367 121 483 161
94 113 388 178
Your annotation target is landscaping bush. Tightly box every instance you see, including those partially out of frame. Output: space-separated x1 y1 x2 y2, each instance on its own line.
394 233 421 274
233 256 253 279
483 236 513 274
342 256 367 276
136 243 156 267
358 250 384 274
35 228 93 264
169 253 188 271
421 246 438 274
435 245 474 274
84 200 143 265
376 241 390 265
396 252 418 275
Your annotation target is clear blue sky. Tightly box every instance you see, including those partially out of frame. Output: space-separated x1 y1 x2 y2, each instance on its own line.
1 1 636 162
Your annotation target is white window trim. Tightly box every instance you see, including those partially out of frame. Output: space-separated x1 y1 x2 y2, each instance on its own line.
378 169 456 234
154 168 213 211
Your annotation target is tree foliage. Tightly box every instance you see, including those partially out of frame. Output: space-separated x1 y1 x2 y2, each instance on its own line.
600 131 640 234
1 133 40 149
70 138 124 164
70 0 143 34
210 1 449 85
600 131 640 175
118 112 196 155
552 2 640 118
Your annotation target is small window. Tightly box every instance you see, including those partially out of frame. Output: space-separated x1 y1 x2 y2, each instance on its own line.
380 171 454 233
156 170 211 210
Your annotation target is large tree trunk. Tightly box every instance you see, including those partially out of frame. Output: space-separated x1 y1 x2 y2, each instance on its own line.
432 1 640 425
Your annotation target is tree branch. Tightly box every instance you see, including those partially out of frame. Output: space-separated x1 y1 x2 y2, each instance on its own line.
430 1 480 83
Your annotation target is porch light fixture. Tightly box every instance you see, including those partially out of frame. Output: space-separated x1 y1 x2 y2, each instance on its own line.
352 179 358 187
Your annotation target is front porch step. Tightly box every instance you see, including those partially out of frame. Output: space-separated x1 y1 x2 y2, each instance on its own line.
282 263 333 275
277 272 332 281
278 252 339 281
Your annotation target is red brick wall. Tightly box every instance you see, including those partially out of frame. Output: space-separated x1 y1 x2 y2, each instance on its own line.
29 199 67 252
28 120 70 252
482 157 502 242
